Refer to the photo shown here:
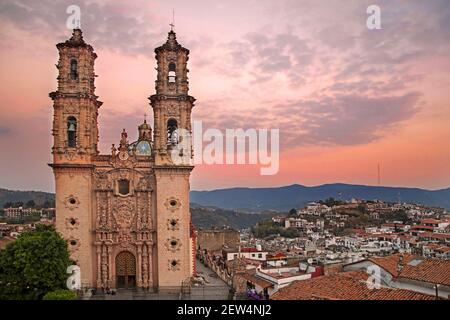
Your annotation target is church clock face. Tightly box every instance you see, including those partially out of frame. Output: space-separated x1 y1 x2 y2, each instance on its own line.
136 141 151 156
118 151 129 161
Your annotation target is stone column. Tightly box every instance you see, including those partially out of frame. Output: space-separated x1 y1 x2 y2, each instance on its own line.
137 243 143 288
101 245 108 287
147 242 153 289
107 244 113 288
96 243 102 288
181 106 186 130
107 192 112 228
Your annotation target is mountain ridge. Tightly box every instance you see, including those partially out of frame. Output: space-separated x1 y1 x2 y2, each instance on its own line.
2 183 450 211
190 183 450 211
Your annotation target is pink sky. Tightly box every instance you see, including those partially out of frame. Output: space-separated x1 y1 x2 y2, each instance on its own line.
1 0 450 192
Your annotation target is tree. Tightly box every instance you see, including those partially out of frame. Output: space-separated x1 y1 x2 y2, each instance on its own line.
288 208 297 217
0 225 72 300
26 200 36 208
43 200 55 209
280 227 300 238
357 204 367 213
14 201 24 208
43 289 77 300
323 197 346 207
3 202 13 209
251 220 282 238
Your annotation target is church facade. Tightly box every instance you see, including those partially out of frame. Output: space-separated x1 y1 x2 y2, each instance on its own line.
49 29 196 290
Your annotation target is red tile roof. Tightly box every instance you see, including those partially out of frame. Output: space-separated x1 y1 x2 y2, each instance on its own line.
267 252 286 259
424 243 450 252
421 219 441 224
411 225 435 231
368 253 417 277
271 271 436 300
241 247 261 253
398 259 450 286
238 269 274 289
418 232 450 240
367 253 450 285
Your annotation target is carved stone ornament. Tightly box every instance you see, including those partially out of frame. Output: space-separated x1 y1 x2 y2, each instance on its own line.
164 197 181 212
64 195 80 211
137 176 151 191
68 238 81 252
167 218 180 231
63 106 78 114
166 108 180 117
98 204 108 228
168 259 181 271
113 198 135 246
94 172 112 190
65 217 80 229
165 237 182 252
113 198 134 228
64 148 78 161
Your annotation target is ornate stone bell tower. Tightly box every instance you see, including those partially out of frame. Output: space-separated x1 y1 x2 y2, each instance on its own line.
150 29 195 288
49 29 101 286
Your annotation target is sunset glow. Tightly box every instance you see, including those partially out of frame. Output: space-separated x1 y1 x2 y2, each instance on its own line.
1 0 450 192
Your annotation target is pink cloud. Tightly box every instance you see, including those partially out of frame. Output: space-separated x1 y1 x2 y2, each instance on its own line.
1 0 450 191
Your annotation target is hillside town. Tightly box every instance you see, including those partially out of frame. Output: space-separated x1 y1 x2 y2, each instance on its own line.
196 199 450 300
0 201 55 249
1 197 450 300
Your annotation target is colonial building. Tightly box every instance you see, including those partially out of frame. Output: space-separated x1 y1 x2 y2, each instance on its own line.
49 28 196 290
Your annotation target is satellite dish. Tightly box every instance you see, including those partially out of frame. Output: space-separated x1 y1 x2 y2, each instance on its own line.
307 258 313 264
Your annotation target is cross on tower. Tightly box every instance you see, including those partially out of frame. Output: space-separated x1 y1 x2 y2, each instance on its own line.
170 9 175 31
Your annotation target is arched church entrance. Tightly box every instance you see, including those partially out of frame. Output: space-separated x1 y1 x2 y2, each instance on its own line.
116 251 136 289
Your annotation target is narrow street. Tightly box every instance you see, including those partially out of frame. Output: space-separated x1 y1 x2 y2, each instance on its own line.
188 259 231 300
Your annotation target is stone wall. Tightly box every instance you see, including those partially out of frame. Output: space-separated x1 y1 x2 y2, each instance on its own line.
197 229 240 252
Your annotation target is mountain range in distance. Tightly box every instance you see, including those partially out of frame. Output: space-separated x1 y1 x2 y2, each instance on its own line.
2 183 450 212
0 188 54 208
190 183 450 211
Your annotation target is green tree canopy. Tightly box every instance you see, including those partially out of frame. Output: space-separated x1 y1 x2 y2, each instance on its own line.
26 200 36 208
3 202 13 208
0 224 72 300
43 200 55 209
252 220 301 239
14 201 24 207
43 289 77 300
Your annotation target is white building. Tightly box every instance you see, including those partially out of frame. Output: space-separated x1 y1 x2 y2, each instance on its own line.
223 246 269 261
